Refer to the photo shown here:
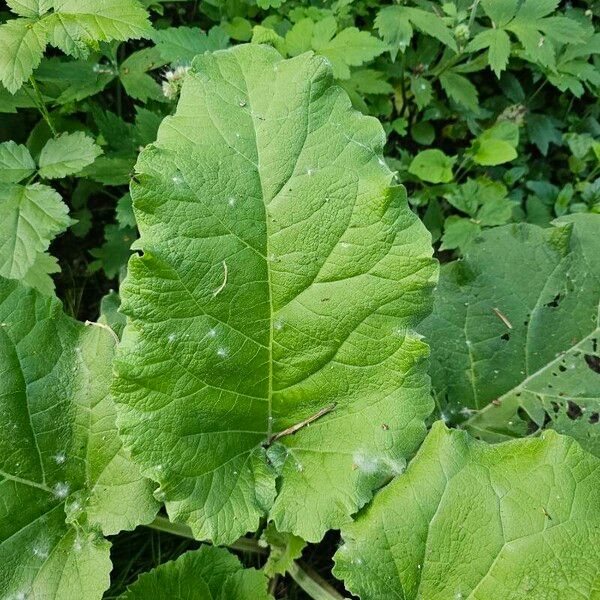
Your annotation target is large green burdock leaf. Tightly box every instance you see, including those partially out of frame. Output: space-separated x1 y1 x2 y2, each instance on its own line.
119 545 272 600
422 215 600 456
114 44 436 544
0 278 158 599
334 421 600 599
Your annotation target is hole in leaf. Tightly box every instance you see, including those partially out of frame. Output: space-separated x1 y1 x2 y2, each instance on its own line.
558 364 567 372
550 401 560 413
545 293 561 308
501 332 510 341
584 354 600 374
589 412 599 424
566 401 583 420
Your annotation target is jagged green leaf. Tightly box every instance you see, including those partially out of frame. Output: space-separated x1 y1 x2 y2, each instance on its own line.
0 18 47 93
46 0 152 58
0 183 72 282
39 131 103 179
0 279 158 599
0 141 36 183
334 422 600 599
114 44 436 544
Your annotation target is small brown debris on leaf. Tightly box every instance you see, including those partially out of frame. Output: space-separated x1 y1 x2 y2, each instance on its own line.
381 423 389 430
491 399 501 406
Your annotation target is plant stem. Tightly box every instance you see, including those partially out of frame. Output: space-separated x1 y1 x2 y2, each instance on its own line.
468 0 481 32
146 515 267 555
29 75 57 136
288 561 348 600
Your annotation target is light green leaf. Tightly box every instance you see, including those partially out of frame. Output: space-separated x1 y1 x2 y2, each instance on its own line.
0 183 71 281
222 17 253 42
310 16 337 50
262 523 306 578
439 70 479 112
114 45 436 544
0 18 47 93
119 545 272 600
473 138 517 165
39 131 103 179
284 18 314 56
0 141 36 183
422 215 600 456
152 26 229 64
251 25 287 55
481 120 520 146
0 279 159 599
319 27 387 79
334 422 600 599
46 0 152 58
409 149 455 183
7 0 52 17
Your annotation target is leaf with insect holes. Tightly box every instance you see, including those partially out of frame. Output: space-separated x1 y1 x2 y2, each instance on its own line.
421 215 600 457
334 421 600 599
39 131 103 179
0 141 36 183
0 279 158 600
113 44 437 545
118 545 272 600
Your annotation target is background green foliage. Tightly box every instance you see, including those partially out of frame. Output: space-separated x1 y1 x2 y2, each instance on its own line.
1 0 598 311
0 0 599 597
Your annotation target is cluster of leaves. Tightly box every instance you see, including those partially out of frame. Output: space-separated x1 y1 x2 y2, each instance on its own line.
1 1 600 600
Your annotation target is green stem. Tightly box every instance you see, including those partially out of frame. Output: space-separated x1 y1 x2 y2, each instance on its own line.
288 561 347 600
146 516 267 555
468 0 481 32
29 75 57 136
